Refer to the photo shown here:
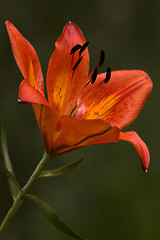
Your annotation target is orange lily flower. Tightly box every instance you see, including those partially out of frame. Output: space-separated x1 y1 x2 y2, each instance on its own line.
6 21 152 171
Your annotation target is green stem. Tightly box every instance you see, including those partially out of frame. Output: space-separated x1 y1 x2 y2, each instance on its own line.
0 152 51 238
0 191 23 237
22 153 50 193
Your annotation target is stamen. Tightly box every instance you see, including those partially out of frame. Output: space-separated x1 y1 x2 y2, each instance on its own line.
104 67 111 83
73 56 83 71
99 50 105 66
91 67 98 84
70 44 82 55
88 50 106 81
79 41 89 56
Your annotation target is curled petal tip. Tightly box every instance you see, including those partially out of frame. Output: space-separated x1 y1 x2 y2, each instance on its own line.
142 164 148 172
119 131 150 171
18 99 22 103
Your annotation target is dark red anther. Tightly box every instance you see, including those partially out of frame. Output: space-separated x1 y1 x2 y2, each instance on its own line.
99 50 105 66
79 41 89 56
91 67 98 84
73 56 83 71
104 67 111 83
70 44 82 55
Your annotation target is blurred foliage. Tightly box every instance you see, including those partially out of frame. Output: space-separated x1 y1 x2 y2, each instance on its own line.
0 0 159 239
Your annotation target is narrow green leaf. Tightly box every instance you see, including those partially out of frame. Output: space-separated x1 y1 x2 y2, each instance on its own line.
0 159 20 190
39 156 84 178
24 194 86 240
1 124 19 198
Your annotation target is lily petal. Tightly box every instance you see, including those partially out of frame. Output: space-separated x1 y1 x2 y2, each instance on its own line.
54 116 119 154
33 105 61 152
6 21 44 95
119 131 150 171
76 70 153 129
19 80 48 105
46 21 89 115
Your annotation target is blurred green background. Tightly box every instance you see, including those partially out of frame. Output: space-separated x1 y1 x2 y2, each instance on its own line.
0 0 159 239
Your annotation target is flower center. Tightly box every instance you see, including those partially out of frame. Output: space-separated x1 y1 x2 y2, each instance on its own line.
68 43 112 118
71 43 111 84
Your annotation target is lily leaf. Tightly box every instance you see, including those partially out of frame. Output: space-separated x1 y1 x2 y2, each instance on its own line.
0 159 21 190
39 156 84 178
24 194 86 240
1 124 20 198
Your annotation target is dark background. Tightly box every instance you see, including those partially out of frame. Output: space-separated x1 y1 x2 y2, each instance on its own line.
0 0 159 239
